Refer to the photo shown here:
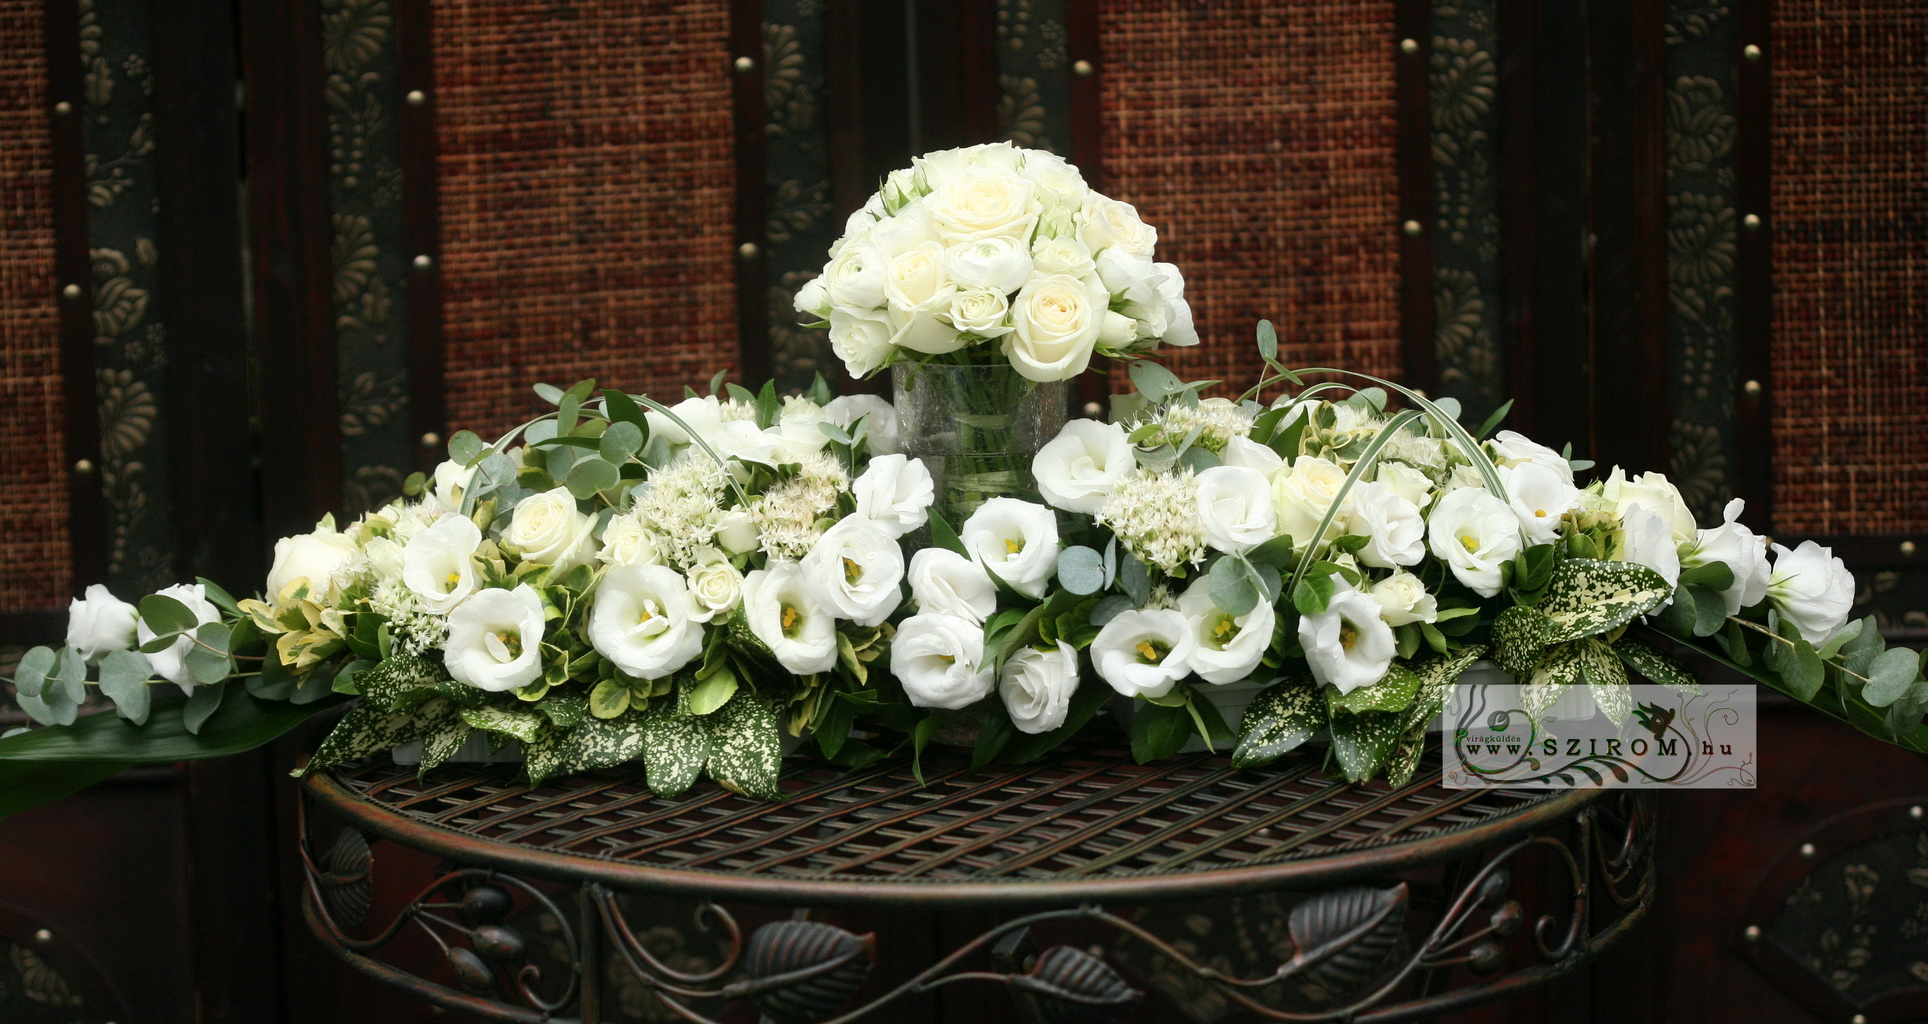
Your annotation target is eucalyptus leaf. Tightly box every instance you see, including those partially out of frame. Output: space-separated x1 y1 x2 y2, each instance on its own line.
138 594 196 638
1129 360 1184 402
97 650 153 725
183 684 226 735
1210 555 1260 616
1863 647 1921 707
0 688 346 765
1056 545 1106 596
448 429 485 466
11 646 54 701
599 420 644 461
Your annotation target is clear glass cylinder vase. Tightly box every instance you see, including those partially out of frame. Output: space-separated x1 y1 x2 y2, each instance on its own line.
891 361 1068 524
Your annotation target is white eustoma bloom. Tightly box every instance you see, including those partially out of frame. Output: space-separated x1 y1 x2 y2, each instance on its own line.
800 516 905 628
852 454 935 538
1000 641 1080 734
1489 429 1574 484
590 565 703 680
444 585 546 692
892 612 995 709
266 520 360 605
1682 498 1771 615
431 460 478 507
1768 540 1856 645
1499 461 1581 546
1345 481 1426 568
943 235 1034 294
1368 571 1439 626
1602 468 1698 545
1194 465 1277 555
67 584 138 664
1273 455 1354 550
828 307 897 379
135 584 221 690
1219 434 1285 477
1005 273 1107 382
960 497 1059 598
686 552 744 622
505 487 597 574
1033 419 1135 515
1617 507 1681 591
1091 609 1195 699
401 514 484 614
908 547 997 623
1298 578 1397 695
1177 579 1274 685
1426 488 1523 597
822 394 900 455
743 563 838 675
642 395 725 448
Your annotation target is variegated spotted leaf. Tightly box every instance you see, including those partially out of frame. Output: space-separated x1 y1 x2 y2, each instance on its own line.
417 719 474 778
460 704 548 745
559 707 654 773
704 691 783 801
302 697 460 775
1578 637 1632 726
1329 708 1404 783
1403 645 1488 733
639 707 710 798
1232 673 1323 769
1327 665 1421 716
1535 558 1672 642
1613 637 1701 694
1491 607 1552 679
355 654 454 712
520 724 569 787
1522 642 1587 722
540 689 591 730
1385 723 1430 787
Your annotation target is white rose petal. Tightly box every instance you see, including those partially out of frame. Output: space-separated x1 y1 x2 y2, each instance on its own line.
1021 149 1090 209
1220 434 1285 477
1768 540 1856 645
67 584 138 665
1091 608 1195 699
1000 641 1080 733
853 454 935 538
793 276 829 318
960 497 1059 598
1375 462 1435 508
907 547 997 624
943 236 1034 294
1273 455 1354 551
1034 419 1135 515
743 563 838 674
800 516 906 628
887 299 969 355
1426 488 1523 598
823 394 900 455
1603 467 1698 545
431 460 478 508
1004 273 1106 382
1078 195 1158 259
1682 498 1771 615
266 521 361 605
823 243 891 311
884 241 953 310
642 395 724 448
1030 235 1096 279
505 487 597 574
925 167 1043 244
589 565 704 680
135 583 222 690
1195 465 1277 555
445 584 546 692
1177 579 1274 685
714 508 761 556
598 513 662 569
401 514 484 614
947 288 1015 339
1299 577 1397 694
892 612 995 709
868 204 939 256
828 308 897 379
1368 572 1439 627
686 552 745 622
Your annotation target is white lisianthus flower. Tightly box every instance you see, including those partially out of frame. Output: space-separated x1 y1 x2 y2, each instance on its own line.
1426 488 1523 597
1091 608 1195 699
800 516 905 628
907 547 997 624
1299 577 1397 694
766 395 834 463
1602 467 1698 545
401 514 484 614
598 513 662 569
1194 465 1277 555
1681 498 1771 615
431 460 478 507
589 565 703 680
1219 434 1285 477
135 583 221 690
1768 540 1856 645
822 394 899 455
1000 641 1080 734
505 487 597 574
1177 579 1275 685
1489 430 1574 484
643 395 725 448
1374 462 1435 509
266 519 360 605
960 497 1060 598
1004 273 1107 382
1030 235 1096 279
743 563 838 674
686 551 744 622
67 584 138 664
714 508 761 556
852 454 935 538
1093 249 1167 312
828 308 897 379
1616 507 1681 591
947 288 1015 339
1345 481 1426 568
892 613 995 709
822 243 890 312
926 167 1042 245
1078 194 1158 259
1368 572 1439 626
1033 419 1135 515
1273 455 1354 550
1499 461 1581 546
444 584 546 693
943 235 1034 294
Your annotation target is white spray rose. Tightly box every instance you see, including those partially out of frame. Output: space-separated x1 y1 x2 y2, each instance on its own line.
892 612 995 709
822 394 900 455
1426 488 1523 597
913 140 1023 187
598 513 662 568
714 508 761 556
1147 262 1198 346
1298 577 1397 694
793 276 830 318
1220 434 1285 477
744 562 838 674
1345 481 1426 568
1004 273 1107 382
1000 641 1081 734
1374 462 1435 508
431 460 478 507
686 552 744 622
1273 455 1354 550
1078 195 1158 258
960 497 1059 598
1194 465 1277 555
943 235 1034 294
1682 498 1771 615
1091 608 1195 699
1033 419 1135 515
908 547 998 624
868 204 939 256
852 454 935 538
364 537 404 580
135 584 221 690
1500 461 1581 546
828 308 897 379
887 297 967 355
1030 235 1096 279
1603 468 1698 545
1177 579 1274 685
589 565 703 680
1368 572 1438 626
822 243 890 311
926 167 1042 244
66 584 138 664
1616 507 1681 591
1021 149 1090 208
800 516 905 628
884 242 952 310
1768 541 1856 645
947 288 1015 339
444 584 546 692
1093 249 1167 311
266 521 360 605
1489 430 1574 484
505 487 597 574
401 514 484 614
642 395 724 448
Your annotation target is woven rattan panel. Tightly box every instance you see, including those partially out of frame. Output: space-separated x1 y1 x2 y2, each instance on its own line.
1097 1 1402 394
1769 2 1928 534
433 3 737 439
0 1 70 610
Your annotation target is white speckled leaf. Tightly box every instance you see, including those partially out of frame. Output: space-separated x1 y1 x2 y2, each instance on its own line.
357 654 455 712
460 704 548 745
1328 708 1404 783
1578 637 1632 726
704 691 782 801
1522 642 1587 722
303 697 459 775
417 719 474 777
540 690 591 729
640 708 710 798
1403 645 1488 733
1385 723 1430 787
521 724 569 786
1232 673 1324 769
1327 665 1421 716
1536 559 1672 642
1612 638 1701 694
1491 607 1552 679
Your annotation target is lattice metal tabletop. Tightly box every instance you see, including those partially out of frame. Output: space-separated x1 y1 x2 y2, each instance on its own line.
298 734 1655 1023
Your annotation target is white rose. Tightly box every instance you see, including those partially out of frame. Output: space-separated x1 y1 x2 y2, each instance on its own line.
800 516 905 628
1000 641 1081 733
947 288 1015 339
765 396 834 462
1299 577 1397 694
1091 608 1195 699
504 487 596 573
1033 419 1135 515
852 454 934 538
1603 468 1698 545
1021 149 1090 209
1177 578 1275 685
914 140 1023 188
1368 572 1438 626
925 167 1043 244
1489 430 1574 484
1682 498 1771 615
444 584 546 693
884 241 952 310
1078 195 1158 259
1099 310 1138 349
881 165 922 207
943 236 1034 294
1273 456 1354 550
67 584 138 664
1220 434 1286 477
1426 488 1523 597
868 204 938 256
823 243 891 311
1030 235 1096 279
643 395 724 448
266 522 360 605
793 276 829 318
1375 462 1435 508
1147 262 1198 346
743 562 838 674
1005 273 1106 382
687 552 745 622
829 308 897 378
1093 248 1166 311
907 547 997 624
364 537 405 579
598 513 661 568
887 299 968 355
401 514 484 614
134 583 221 689
823 394 900 455
1616 507 1681 592
960 497 1059 598
1345 481 1426 568
1768 540 1855 645
589 565 703 680
714 508 761 555
892 612 996 709
1195 465 1277 555
1499 461 1580 546
431 460 478 507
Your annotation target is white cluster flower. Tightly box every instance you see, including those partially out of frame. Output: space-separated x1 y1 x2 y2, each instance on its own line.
628 453 730 570
749 451 849 560
367 577 445 656
1137 398 1255 454
1095 470 1208 574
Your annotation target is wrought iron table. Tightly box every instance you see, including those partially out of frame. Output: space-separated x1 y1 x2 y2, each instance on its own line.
297 734 1655 1023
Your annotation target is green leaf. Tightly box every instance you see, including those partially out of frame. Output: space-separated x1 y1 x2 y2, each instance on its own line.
601 388 645 428
1686 584 1727 638
1327 665 1421 715
460 704 548 744
357 654 457 713
448 429 485 466
302 697 460 775
1244 534 1295 569
183 684 226 734
1231 674 1323 768
1057 545 1106 596
1577 637 1632 726
97 650 153 725
685 664 739 716
1384 724 1431 787
705 692 782 800
1256 319 1278 360
184 622 233 686
927 509 969 558
1523 641 1589 721
1613 637 1701 694
414 717 475 776
138 594 196 639
1512 543 1557 594
0 760 129 822
196 577 244 619
11 646 54 700
539 690 590 730
589 679 631 719
1130 700 1193 763
1118 553 1152 607
1001 683 1112 763
565 457 620 499
0 685 344 767
1786 638 1826 701
1491 606 1553 679
1839 615 1885 678
1292 572 1336 616
599 420 644 462
1184 695 1235 753
1534 559 1673 641
1129 359 1184 402
970 706 1014 769
1863 647 1921 707
1677 561 1735 591
1208 555 1259 616
1328 708 1403 782
1404 645 1487 732
637 706 710 797
1474 399 1515 441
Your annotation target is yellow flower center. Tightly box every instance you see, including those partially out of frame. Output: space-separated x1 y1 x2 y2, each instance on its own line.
842 556 861 585
490 630 522 659
938 653 955 665
445 571 462 589
780 603 801 635
1534 508 1548 518
1211 615 1237 645
1339 624 1358 651
1136 640 1167 664
1459 534 1480 552
1004 537 1025 556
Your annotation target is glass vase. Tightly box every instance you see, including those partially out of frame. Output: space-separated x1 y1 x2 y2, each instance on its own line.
891 360 1068 525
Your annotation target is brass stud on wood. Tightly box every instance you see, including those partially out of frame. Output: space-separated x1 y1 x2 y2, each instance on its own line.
1743 379 1763 396
1081 401 1103 418
406 89 427 108
1402 219 1423 237
61 283 82 301
1399 38 1421 56
413 254 433 271
1742 925 1761 943
33 929 51 946
74 459 94 476
737 241 760 261
1743 213 1763 231
1903 541 1918 557
1800 842 1817 859
1072 59 1095 78
53 100 72 117
420 432 442 448
733 55 755 74
1911 804 1924 821
1743 43 1763 62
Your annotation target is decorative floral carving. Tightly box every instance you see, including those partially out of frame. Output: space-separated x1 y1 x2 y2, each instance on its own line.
766 180 829 246
1667 419 1727 515
764 23 815 139
321 0 392 75
1667 76 1736 175
1435 267 1496 393
97 369 156 462
998 75 1051 151
1429 38 1495 135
